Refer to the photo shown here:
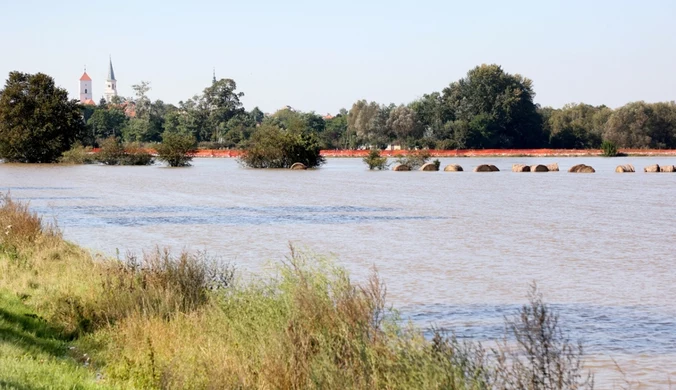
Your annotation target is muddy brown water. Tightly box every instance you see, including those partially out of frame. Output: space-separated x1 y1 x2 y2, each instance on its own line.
2 157 675 387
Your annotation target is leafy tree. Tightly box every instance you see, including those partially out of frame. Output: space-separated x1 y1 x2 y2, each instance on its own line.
87 107 128 141
410 92 447 140
601 140 619 157
249 107 265 124
0 72 85 163
548 104 605 149
97 136 126 165
239 124 325 168
347 100 391 147
386 105 423 145
323 114 348 149
603 101 676 149
441 64 544 148
156 132 197 167
362 149 389 170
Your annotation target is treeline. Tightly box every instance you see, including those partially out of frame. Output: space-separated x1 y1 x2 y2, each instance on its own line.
1 65 675 163
84 64 676 151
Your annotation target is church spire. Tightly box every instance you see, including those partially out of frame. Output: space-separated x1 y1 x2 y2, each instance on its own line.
107 56 116 81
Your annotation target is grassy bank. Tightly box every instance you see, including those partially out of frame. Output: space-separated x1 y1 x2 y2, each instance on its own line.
0 195 593 389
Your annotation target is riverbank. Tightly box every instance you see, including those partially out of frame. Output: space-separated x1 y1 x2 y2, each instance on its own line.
0 194 595 389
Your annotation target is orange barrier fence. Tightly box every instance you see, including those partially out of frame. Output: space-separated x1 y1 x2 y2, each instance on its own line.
89 148 676 158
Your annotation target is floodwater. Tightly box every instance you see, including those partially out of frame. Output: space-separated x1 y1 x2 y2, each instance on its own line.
2 157 675 387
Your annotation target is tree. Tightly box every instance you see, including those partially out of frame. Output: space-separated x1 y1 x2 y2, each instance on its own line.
156 132 196 167
603 101 676 149
362 149 389 170
347 100 391 147
547 104 605 149
386 105 423 145
0 72 85 163
441 64 544 148
87 107 128 140
239 124 325 169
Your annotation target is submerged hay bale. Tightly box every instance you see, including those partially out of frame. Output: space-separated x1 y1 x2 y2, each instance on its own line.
392 164 411 171
615 164 635 173
290 162 307 170
568 164 595 173
660 165 675 172
644 164 660 173
420 162 439 171
512 164 530 172
546 163 560 172
530 165 549 172
474 164 498 172
443 164 463 172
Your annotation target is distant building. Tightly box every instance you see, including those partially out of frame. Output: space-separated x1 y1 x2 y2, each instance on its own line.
322 113 334 120
78 56 120 105
79 69 95 105
104 57 118 103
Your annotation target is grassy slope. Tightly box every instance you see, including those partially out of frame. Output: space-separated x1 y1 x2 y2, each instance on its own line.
0 291 106 390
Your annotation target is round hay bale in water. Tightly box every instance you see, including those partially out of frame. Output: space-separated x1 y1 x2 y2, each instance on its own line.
443 164 463 172
489 165 500 172
290 162 307 170
530 164 549 172
512 164 530 172
660 165 675 172
474 164 496 172
615 164 635 173
420 162 439 171
569 164 595 173
392 164 411 171
546 163 559 172
644 164 660 173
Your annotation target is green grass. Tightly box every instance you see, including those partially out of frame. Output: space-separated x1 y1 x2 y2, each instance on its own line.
0 291 108 389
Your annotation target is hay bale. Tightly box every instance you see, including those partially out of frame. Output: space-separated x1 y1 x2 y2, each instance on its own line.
546 163 560 172
644 164 660 173
615 164 635 173
512 164 530 172
660 165 675 172
392 164 411 171
474 164 498 172
443 164 463 172
530 164 549 172
569 164 595 173
420 162 439 171
290 162 307 170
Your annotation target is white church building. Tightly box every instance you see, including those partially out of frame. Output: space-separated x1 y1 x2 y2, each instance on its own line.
79 57 118 105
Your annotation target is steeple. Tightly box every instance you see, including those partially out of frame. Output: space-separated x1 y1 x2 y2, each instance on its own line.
104 55 118 103
107 56 116 81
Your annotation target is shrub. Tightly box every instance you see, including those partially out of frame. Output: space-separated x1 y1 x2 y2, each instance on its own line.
493 283 594 389
239 124 325 168
433 159 441 170
363 149 389 170
395 149 431 170
156 132 196 167
121 142 154 166
601 140 619 157
97 136 126 165
59 143 96 164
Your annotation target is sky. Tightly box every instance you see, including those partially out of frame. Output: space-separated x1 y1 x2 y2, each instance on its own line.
1 0 675 114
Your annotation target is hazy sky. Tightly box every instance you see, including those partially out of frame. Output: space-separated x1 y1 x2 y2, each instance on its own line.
1 0 674 114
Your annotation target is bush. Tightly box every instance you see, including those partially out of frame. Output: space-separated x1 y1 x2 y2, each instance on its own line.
121 142 154 166
156 133 196 167
239 124 325 168
601 140 619 157
395 149 431 170
433 159 441 170
59 143 96 164
97 137 126 165
363 149 389 170
97 137 154 166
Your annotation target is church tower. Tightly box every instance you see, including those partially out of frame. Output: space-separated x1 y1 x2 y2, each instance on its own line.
104 56 118 103
79 68 93 104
